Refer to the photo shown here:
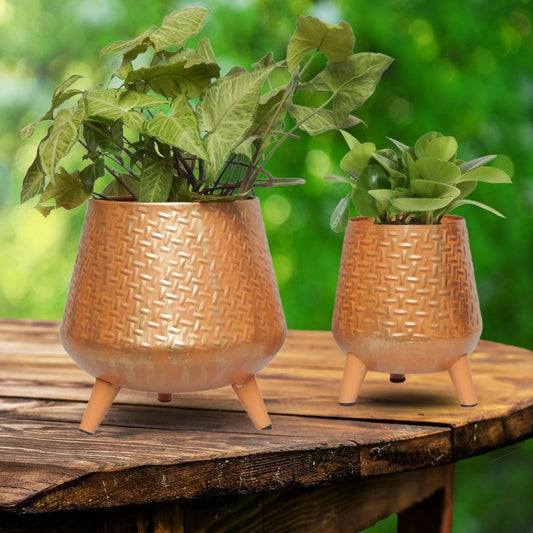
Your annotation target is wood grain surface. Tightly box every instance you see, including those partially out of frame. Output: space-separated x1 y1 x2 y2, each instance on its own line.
0 320 531 517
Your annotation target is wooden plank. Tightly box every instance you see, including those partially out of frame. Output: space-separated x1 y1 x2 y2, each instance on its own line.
0 323 530 460
0 402 451 512
184 465 455 533
0 465 454 533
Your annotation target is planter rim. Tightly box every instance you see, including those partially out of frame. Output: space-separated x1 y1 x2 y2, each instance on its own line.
347 214 465 227
88 196 257 208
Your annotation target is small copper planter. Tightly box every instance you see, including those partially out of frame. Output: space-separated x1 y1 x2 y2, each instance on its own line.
332 216 481 407
61 198 286 433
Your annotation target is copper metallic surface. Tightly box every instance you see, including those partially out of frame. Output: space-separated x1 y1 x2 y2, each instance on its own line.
333 216 481 405
60 198 286 431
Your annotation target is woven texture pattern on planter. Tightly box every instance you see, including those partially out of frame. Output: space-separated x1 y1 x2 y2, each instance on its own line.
333 216 482 341
61 199 284 357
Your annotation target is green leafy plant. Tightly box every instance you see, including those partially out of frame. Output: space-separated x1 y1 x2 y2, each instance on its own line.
326 131 512 230
20 7 393 215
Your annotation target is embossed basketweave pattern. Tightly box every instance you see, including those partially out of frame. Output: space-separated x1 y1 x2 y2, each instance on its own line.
333 217 482 341
62 199 285 356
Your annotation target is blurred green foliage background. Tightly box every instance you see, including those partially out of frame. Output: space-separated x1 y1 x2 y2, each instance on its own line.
0 0 531 531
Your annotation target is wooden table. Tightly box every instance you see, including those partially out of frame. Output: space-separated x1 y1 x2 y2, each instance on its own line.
0 320 532 532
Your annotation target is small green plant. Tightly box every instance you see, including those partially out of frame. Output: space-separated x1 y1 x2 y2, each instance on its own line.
20 7 393 215
326 131 512 230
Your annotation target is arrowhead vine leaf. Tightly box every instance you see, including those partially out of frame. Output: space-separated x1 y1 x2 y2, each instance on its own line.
21 7 391 215
287 16 355 72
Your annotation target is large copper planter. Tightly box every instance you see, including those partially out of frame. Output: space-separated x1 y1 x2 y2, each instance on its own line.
332 216 481 407
60 198 286 433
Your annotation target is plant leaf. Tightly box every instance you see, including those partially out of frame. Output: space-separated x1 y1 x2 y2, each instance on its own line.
340 130 360 150
139 155 173 202
414 157 462 184
340 142 376 176
367 189 403 202
303 53 393 124
458 155 497 173
101 29 152 56
83 120 124 158
20 156 46 203
251 85 287 133
144 95 208 158
352 187 379 217
126 54 220 99
447 199 506 218
85 89 163 122
39 167 91 210
455 180 478 200
414 131 442 159
234 136 260 159
323 173 355 185
252 51 276 69
457 166 512 183
330 194 351 232
20 75 84 139
287 16 355 72
289 104 362 135
197 67 273 184
150 7 209 52
38 108 82 178
371 151 405 178
79 159 105 192
387 137 410 152
391 196 456 213
409 179 460 200
100 174 140 197
424 135 458 161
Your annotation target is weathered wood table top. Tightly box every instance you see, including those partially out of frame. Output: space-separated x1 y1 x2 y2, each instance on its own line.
0 319 532 532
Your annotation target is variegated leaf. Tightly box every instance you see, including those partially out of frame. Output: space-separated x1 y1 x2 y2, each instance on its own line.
197 67 273 184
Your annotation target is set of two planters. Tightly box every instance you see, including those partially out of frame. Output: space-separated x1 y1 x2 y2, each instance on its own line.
61 193 489 435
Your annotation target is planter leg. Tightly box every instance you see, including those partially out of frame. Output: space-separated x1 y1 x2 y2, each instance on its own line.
449 355 477 407
339 352 367 406
158 393 173 403
232 376 272 430
80 378 120 435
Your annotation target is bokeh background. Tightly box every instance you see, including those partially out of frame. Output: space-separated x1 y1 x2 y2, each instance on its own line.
0 0 531 531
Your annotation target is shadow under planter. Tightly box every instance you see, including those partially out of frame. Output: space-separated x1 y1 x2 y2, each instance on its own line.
60 198 286 434
332 216 481 407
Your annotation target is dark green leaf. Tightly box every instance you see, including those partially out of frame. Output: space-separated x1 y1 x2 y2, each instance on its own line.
357 164 391 190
